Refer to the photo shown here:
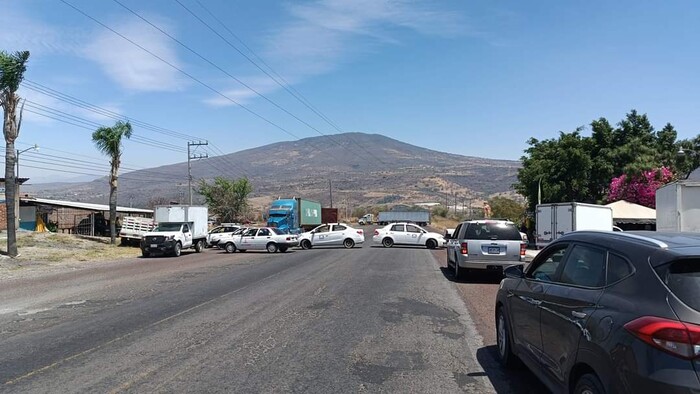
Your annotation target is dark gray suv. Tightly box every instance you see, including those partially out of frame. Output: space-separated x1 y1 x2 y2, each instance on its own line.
495 231 700 394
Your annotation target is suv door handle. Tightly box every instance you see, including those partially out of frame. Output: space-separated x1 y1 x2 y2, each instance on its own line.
571 311 587 319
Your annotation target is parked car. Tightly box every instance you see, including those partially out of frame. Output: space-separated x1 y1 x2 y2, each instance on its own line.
372 222 445 249
224 227 298 253
495 231 700 394
298 223 364 249
206 224 242 247
446 219 525 278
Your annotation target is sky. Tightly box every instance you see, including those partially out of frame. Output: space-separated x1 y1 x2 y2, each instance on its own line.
2 0 700 183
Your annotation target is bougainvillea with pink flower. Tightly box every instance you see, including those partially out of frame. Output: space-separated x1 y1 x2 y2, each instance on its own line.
608 167 674 208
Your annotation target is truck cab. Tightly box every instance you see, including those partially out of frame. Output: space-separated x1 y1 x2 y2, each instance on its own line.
358 214 374 225
267 199 297 233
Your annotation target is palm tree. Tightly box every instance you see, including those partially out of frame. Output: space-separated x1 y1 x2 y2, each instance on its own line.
1 50 30 258
92 121 132 245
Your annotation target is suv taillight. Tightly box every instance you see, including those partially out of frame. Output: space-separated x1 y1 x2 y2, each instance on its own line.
520 243 526 256
624 316 700 360
460 242 468 254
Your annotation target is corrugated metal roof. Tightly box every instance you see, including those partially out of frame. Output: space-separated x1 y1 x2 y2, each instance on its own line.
21 197 153 215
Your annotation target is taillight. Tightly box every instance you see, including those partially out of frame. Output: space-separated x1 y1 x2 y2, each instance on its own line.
460 242 468 254
624 316 700 360
374 230 379 236
520 243 526 257
357 230 363 235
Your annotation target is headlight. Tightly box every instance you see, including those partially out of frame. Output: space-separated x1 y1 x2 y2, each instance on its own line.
166 235 176 241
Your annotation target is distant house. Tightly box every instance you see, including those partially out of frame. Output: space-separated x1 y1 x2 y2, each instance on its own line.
604 200 656 231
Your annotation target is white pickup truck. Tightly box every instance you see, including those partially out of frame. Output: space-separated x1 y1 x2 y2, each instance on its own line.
119 216 155 246
140 205 209 258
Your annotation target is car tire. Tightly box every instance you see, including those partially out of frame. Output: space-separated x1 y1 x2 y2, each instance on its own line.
194 240 204 253
142 250 150 258
426 239 437 249
279 246 288 253
266 243 278 253
573 373 605 394
496 306 519 368
343 238 355 249
446 252 451 268
382 237 394 248
173 242 182 257
225 242 236 253
300 239 312 250
454 260 462 279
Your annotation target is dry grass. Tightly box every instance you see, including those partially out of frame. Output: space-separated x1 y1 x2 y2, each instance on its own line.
430 216 460 233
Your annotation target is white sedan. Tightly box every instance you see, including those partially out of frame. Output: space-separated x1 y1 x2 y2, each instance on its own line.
221 227 298 253
373 222 446 249
298 223 365 249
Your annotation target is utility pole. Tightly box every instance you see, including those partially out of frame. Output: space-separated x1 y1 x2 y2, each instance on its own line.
188 141 208 205
329 179 333 208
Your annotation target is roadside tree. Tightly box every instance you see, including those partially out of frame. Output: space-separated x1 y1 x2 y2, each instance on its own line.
0 50 30 258
488 196 526 223
198 177 252 223
608 167 674 208
92 120 132 245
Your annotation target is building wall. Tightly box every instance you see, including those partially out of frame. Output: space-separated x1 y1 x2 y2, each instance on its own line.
0 203 6 231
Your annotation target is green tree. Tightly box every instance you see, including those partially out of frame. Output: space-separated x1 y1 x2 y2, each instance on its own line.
92 120 132 245
0 50 30 258
198 177 253 222
488 197 526 223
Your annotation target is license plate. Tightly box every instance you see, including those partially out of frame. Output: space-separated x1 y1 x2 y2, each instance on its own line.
488 247 500 254
150 244 158 248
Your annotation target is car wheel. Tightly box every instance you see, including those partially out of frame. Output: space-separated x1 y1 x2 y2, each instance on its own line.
496 306 519 368
142 250 150 258
573 373 605 394
225 242 236 253
446 251 451 267
279 246 288 253
343 238 355 249
426 239 437 249
194 240 204 253
266 243 278 253
454 260 462 279
300 239 312 250
382 237 394 248
173 242 182 257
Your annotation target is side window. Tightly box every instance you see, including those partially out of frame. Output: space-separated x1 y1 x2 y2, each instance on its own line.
406 225 421 233
607 253 633 285
451 224 462 239
391 224 405 232
212 227 224 234
316 225 330 233
528 244 569 282
243 228 257 236
559 245 606 288
333 225 347 231
182 224 190 233
258 228 270 236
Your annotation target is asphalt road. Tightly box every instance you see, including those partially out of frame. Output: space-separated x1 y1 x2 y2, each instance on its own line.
0 233 543 393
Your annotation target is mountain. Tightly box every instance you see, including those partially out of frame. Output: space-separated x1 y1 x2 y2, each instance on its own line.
23 132 522 210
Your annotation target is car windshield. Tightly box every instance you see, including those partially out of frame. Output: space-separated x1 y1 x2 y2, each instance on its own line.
465 222 521 240
656 258 700 312
154 223 182 232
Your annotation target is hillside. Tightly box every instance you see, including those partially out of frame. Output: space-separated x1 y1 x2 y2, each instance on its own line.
24 132 522 210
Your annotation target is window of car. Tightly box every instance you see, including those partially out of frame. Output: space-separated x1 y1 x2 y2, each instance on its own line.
559 245 606 288
333 225 347 231
406 225 422 233
242 228 257 236
258 228 271 236
182 224 190 233
655 258 700 312
315 225 330 233
606 253 634 285
464 222 521 240
527 244 569 282
210 226 225 234
391 224 405 232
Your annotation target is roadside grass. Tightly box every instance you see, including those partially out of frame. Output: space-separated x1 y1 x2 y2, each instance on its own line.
430 216 460 233
5 231 140 263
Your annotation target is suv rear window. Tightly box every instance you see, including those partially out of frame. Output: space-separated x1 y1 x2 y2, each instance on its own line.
656 259 700 312
464 222 521 241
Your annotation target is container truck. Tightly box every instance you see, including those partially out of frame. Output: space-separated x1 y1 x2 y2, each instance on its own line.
655 181 700 232
535 202 613 247
377 211 430 226
140 205 209 257
267 198 322 233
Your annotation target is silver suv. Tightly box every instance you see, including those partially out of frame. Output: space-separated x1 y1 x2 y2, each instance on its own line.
446 219 526 278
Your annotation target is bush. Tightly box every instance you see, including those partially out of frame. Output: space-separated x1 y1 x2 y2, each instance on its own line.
432 206 449 217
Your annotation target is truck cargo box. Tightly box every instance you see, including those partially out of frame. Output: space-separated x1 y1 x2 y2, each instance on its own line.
536 202 613 247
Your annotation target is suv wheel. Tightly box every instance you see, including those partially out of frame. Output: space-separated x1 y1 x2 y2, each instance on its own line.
573 373 604 394
496 307 518 368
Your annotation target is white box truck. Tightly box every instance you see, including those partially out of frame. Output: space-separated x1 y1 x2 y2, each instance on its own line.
140 205 209 257
536 202 613 247
655 181 700 232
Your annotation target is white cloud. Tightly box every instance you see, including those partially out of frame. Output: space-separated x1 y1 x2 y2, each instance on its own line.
83 16 186 92
204 76 293 107
0 7 83 55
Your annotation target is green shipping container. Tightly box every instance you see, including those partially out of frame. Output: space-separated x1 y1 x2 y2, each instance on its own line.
298 198 322 227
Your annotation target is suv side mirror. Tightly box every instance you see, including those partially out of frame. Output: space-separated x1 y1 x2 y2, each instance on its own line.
504 265 525 279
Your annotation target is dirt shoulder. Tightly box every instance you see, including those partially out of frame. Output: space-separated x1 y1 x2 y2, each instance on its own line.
0 231 140 280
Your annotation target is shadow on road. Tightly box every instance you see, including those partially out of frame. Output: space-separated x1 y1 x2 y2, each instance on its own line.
475 346 549 394
439 266 504 285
